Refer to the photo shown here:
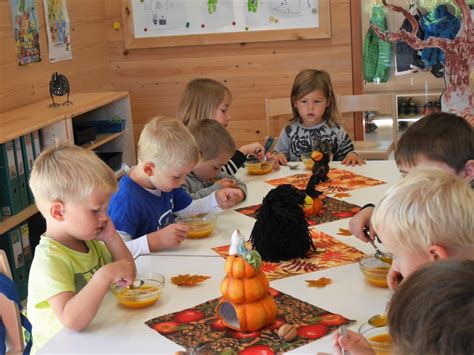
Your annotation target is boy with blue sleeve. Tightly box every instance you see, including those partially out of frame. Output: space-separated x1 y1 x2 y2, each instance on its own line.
108 116 243 258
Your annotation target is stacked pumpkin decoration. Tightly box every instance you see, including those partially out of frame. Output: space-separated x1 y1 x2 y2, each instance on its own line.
216 230 278 332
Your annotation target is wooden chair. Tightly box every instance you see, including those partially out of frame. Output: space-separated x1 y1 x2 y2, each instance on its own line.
337 93 397 160
264 98 294 140
0 250 24 353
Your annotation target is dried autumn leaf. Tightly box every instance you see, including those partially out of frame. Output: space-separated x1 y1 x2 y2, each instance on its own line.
334 192 351 198
305 277 332 288
171 274 210 286
337 228 353 236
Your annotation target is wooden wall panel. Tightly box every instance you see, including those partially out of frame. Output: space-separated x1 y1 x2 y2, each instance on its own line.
105 0 355 147
0 0 113 112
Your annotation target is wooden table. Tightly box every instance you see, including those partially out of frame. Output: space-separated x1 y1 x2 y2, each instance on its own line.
39 161 401 354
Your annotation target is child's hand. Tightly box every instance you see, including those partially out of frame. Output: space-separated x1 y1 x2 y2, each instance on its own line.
239 142 265 158
216 188 245 208
94 218 118 243
349 207 375 242
342 152 366 166
387 260 403 290
273 152 288 166
216 178 237 189
271 155 281 171
147 223 189 252
98 259 136 288
333 327 375 355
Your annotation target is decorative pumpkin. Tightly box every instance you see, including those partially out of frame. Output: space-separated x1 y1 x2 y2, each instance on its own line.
216 230 278 332
311 150 323 161
303 195 323 215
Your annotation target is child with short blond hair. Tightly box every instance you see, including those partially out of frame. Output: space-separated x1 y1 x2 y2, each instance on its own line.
183 119 247 200
108 116 243 258
177 78 265 175
371 167 474 288
27 143 135 351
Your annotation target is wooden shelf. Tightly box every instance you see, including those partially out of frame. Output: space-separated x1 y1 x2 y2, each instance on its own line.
0 204 38 235
81 132 125 151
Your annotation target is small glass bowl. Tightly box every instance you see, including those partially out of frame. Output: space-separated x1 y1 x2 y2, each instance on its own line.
359 323 392 355
300 152 314 170
359 255 391 288
175 213 217 239
111 273 165 309
245 159 273 175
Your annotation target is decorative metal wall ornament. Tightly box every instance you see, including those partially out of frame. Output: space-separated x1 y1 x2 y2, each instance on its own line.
49 72 72 107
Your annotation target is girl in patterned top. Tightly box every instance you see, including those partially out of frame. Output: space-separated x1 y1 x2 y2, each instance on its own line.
273 69 365 166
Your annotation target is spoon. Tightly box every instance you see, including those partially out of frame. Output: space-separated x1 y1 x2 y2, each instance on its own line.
288 164 299 170
339 325 349 355
363 228 392 264
368 290 394 327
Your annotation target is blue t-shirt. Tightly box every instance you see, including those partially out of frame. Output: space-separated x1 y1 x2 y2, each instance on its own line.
108 174 192 239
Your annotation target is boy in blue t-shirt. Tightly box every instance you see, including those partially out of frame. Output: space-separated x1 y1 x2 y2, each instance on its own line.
108 116 243 258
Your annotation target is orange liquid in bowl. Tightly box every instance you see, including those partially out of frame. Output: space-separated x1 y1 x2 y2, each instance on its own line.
364 267 389 288
368 333 392 355
186 222 214 238
247 162 273 175
114 285 162 309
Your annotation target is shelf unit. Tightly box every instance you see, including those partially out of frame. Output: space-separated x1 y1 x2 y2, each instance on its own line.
0 92 136 236
395 92 443 121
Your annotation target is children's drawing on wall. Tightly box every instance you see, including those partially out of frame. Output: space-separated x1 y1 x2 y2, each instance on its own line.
43 0 72 63
131 0 319 37
371 0 473 116
8 0 41 66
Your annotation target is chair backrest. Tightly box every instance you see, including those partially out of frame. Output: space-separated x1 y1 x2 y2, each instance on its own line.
0 249 24 353
264 97 293 138
337 93 397 160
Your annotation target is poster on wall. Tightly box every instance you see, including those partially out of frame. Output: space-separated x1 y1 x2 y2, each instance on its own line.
8 0 41 66
131 0 320 38
43 0 72 62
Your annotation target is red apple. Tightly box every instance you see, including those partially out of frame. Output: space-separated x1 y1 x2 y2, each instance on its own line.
297 324 329 339
332 211 355 218
265 318 285 330
173 309 205 323
229 330 261 339
152 321 180 335
319 314 346 326
210 318 228 331
239 345 274 355
268 288 281 298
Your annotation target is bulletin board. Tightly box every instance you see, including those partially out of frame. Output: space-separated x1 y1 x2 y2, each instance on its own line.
121 0 331 49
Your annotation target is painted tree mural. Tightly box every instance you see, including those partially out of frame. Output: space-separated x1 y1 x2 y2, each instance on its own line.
372 0 473 116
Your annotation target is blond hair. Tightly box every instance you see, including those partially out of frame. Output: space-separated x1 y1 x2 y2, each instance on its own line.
30 143 117 214
189 119 235 161
372 167 474 251
290 69 341 125
137 116 199 168
177 78 232 126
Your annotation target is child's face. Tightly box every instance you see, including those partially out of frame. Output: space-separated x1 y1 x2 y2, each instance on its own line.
62 189 111 240
214 94 231 128
378 226 431 279
398 154 457 177
293 89 329 127
193 152 231 181
149 163 194 192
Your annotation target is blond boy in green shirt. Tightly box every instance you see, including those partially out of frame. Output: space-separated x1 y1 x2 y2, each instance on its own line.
27 143 136 352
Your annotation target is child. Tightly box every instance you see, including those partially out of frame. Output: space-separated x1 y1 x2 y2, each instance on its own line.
334 259 474 355
27 143 136 352
108 116 244 258
183 119 247 201
177 78 266 175
272 69 365 166
349 112 474 244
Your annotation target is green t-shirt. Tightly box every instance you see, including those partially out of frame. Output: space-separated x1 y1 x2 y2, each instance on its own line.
27 236 112 352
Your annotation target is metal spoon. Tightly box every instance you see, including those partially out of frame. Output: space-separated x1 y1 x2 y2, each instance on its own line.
368 290 394 327
288 164 299 170
363 228 392 264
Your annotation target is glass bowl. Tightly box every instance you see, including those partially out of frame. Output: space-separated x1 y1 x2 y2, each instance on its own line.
111 272 165 309
359 255 391 288
300 152 314 170
246 160 273 175
359 323 392 355
175 213 217 239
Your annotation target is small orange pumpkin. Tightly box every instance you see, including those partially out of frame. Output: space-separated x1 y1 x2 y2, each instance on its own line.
217 295 278 332
220 271 269 304
224 255 257 279
311 151 323 161
303 195 323 215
